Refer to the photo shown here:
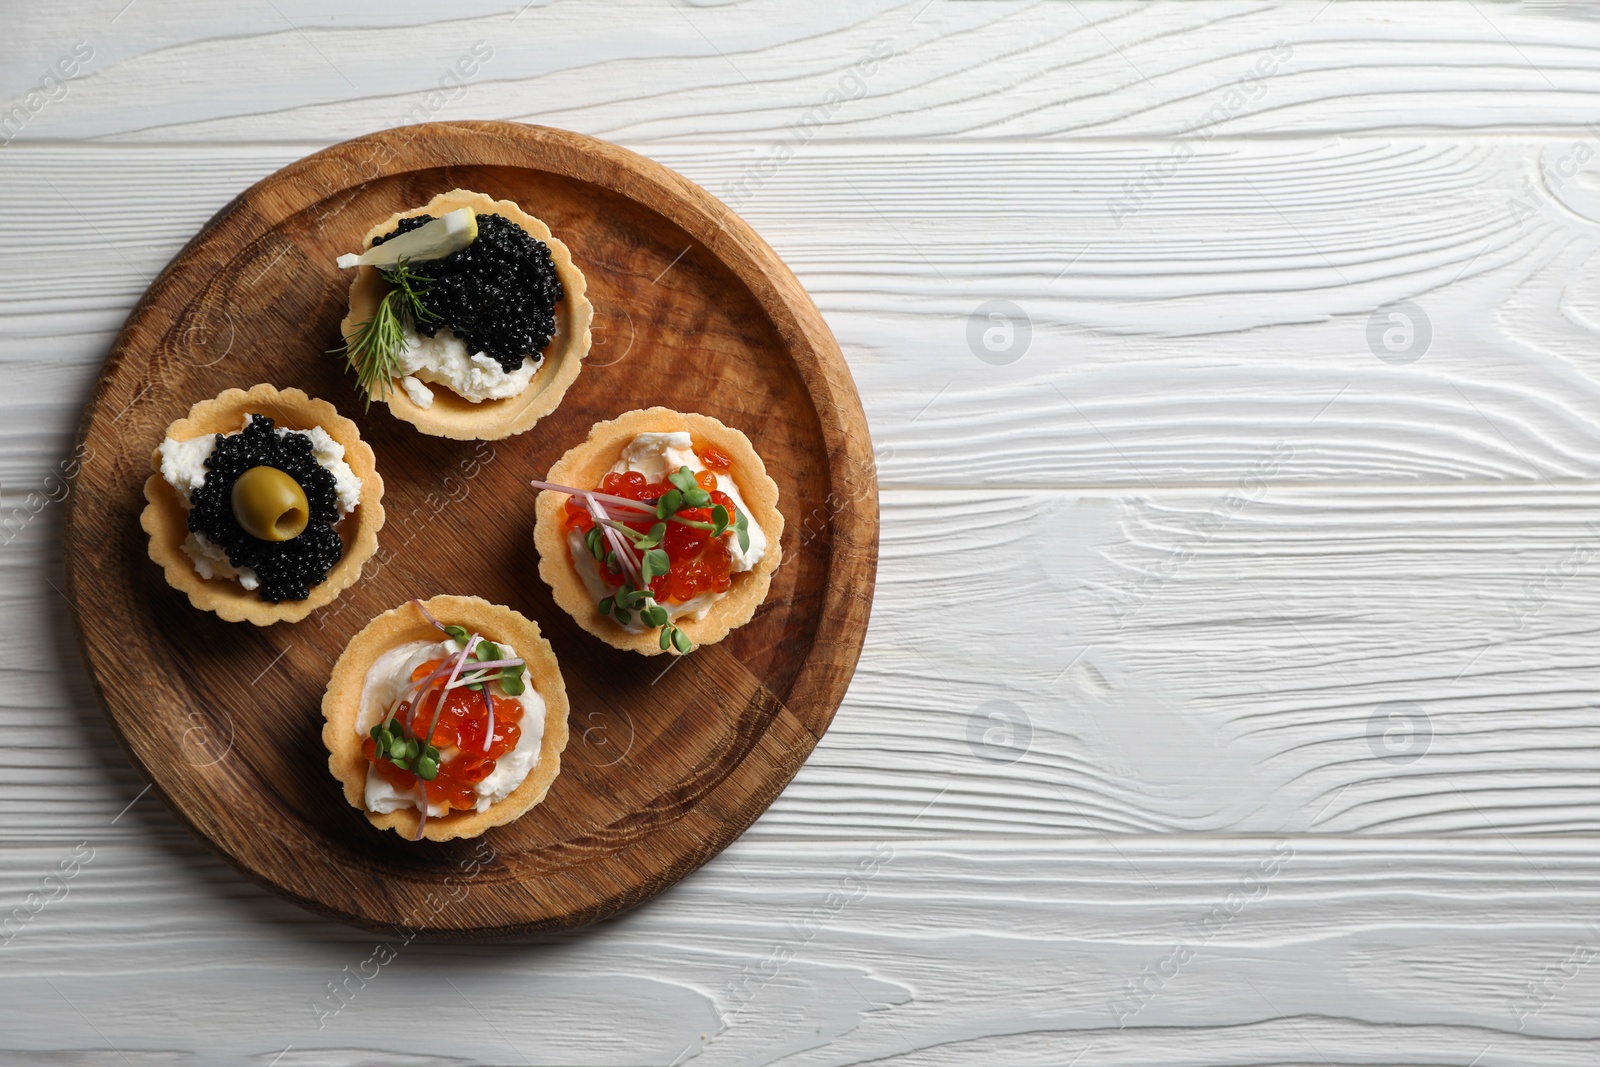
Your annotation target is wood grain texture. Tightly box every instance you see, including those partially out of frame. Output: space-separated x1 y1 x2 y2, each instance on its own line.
15 1 1600 144
12 136 1600 493
6 836 1600 1062
21 483 1600 846
7 0 1600 1060
59 122 877 935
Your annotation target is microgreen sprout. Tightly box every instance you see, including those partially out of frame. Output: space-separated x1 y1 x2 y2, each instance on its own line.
529 462 760 654
366 603 528 800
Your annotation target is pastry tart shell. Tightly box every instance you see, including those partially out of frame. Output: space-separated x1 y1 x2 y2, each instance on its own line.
533 407 784 656
339 188 593 441
321 595 570 841
139 383 385 626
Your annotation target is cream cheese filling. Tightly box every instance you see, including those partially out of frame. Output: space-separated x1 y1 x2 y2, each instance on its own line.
157 415 361 591
394 326 537 406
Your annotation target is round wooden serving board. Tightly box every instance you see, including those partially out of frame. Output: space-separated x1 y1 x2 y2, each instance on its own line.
62 122 877 938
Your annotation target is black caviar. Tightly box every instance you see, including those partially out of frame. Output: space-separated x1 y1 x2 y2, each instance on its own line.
187 415 344 603
375 212 564 374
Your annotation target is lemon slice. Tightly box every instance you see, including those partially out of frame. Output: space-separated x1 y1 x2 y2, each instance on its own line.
336 207 477 270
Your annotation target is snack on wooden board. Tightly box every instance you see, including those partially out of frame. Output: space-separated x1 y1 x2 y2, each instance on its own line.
322 595 570 842
140 383 383 626
533 407 784 656
334 188 592 440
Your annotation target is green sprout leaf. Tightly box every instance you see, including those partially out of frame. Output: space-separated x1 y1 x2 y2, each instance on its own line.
499 671 526 697
668 467 699 494
444 624 470 645
476 640 501 662
634 521 667 550
609 522 661 549
645 604 668 628
682 488 711 509
736 510 750 553
660 627 673 651
640 547 671 586
711 504 730 535
656 489 684 519
672 627 693 655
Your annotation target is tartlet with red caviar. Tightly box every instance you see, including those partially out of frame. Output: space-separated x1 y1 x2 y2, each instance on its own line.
140 384 384 626
335 188 592 441
321 595 569 842
532 407 784 656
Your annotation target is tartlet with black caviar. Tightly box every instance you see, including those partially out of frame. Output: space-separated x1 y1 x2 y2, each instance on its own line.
140 384 384 626
335 188 592 441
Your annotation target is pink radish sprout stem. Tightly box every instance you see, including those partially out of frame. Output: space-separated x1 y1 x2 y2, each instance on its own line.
529 478 659 515
481 686 495 754
410 598 447 632
587 495 643 588
384 659 456 729
444 667 520 691
421 633 480 745
413 785 429 839
446 657 523 672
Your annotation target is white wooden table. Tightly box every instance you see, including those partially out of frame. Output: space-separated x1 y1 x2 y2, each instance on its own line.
6 1 1600 1062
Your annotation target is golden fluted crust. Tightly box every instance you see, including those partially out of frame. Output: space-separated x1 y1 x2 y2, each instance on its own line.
321 595 570 841
533 407 784 655
339 188 592 441
139 383 385 626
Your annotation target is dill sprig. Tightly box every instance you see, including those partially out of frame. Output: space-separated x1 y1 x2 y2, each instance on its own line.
331 259 437 408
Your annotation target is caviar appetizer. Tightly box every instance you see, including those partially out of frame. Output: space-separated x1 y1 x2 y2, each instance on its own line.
533 408 784 656
322 595 569 841
140 384 384 626
334 188 592 441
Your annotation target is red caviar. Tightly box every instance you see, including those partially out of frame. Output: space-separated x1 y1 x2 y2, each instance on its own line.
563 449 739 604
695 444 732 471
362 658 524 812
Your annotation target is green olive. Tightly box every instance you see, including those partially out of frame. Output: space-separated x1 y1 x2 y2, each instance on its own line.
231 465 310 542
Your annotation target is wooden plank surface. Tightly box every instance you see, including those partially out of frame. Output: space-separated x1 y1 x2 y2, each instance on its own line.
12 2 1600 143
11 137 1600 490
7 0 1600 1062
5 839 1600 1062
15 483 1600 840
